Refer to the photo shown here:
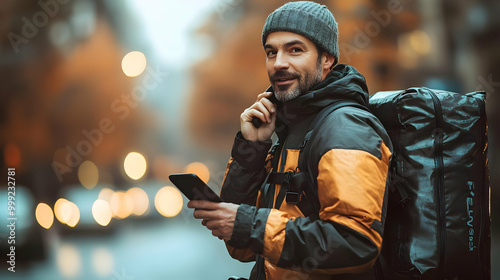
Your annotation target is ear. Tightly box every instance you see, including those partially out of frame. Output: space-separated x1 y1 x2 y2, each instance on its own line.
322 53 336 71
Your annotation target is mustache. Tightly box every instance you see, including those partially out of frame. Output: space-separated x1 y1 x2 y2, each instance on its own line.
270 71 300 82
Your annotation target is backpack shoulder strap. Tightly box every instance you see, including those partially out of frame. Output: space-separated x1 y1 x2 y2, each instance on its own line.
296 101 370 218
259 139 285 209
299 101 369 168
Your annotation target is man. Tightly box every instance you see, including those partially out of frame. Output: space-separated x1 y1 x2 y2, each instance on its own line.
188 1 392 279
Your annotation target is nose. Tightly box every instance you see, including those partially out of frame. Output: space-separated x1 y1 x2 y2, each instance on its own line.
273 52 289 71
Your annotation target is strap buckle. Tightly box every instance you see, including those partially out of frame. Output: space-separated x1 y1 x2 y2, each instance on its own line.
286 191 301 204
284 172 301 204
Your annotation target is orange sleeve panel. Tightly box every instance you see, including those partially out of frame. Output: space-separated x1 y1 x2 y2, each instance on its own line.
262 209 296 264
317 142 391 250
225 243 256 262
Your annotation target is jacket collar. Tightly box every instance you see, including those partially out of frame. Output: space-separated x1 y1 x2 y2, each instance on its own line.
274 64 369 126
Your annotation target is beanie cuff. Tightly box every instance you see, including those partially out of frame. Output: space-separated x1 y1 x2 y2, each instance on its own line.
262 2 339 62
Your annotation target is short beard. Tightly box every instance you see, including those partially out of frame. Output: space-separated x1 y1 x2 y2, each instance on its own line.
272 58 323 103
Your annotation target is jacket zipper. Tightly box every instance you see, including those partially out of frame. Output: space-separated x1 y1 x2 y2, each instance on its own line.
427 88 446 279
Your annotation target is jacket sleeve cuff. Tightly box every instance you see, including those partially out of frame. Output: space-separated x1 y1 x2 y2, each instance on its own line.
228 204 270 255
231 132 272 170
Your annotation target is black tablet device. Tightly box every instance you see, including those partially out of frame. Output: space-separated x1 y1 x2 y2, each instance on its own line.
169 173 222 202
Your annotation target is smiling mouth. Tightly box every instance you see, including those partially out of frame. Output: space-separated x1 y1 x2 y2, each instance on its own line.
271 71 300 87
274 77 296 85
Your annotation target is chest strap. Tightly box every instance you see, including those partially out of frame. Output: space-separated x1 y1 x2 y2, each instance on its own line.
266 171 318 218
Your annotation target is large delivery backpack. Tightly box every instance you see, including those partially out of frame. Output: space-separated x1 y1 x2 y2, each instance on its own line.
368 87 491 280
261 87 490 280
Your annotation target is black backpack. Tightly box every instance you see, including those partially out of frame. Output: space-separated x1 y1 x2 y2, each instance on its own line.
266 87 490 280
369 88 490 280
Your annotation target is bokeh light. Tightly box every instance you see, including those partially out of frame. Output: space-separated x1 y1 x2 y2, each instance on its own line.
124 152 147 180
110 190 134 219
78 160 99 189
409 30 431 55
92 199 113 226
155 186 183 217
121 51 147 77
65 202 80 227
54 198 70 224
126 187 149 216
57 244 82 278
54 198 80 227
184 162 210 183
98 188 115 202
92 247 114 277
35 203 54 229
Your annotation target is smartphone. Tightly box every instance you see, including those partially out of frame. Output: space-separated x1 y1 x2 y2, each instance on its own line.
252 87 277 128
169 173 222 202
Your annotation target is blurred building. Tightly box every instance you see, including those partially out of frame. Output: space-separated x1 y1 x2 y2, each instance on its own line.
0 0 171 272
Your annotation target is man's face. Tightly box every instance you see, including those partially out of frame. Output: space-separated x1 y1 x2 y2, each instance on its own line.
264 31 323 102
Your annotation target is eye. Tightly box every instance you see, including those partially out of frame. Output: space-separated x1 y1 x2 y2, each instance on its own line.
291 47 303 53
266 50 277 57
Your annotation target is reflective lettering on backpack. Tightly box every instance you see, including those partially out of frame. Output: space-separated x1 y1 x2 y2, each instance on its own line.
466 181 475 252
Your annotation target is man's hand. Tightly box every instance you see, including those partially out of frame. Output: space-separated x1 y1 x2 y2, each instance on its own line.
187 200 239 241
240 91 276 141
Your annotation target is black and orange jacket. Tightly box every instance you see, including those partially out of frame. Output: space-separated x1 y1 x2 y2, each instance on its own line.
221 64 393 280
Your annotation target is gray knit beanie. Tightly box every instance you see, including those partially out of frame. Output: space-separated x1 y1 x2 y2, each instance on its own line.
262 1 339 64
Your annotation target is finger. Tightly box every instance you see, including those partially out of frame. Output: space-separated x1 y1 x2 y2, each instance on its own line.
206 220 234 238
205 220 221 230
212 230 221 238
201 219 208 226
193 209 221 220
249 102 272 123
187 200 219 210
241 108 267 124
256 91 273 102
259 97 276 114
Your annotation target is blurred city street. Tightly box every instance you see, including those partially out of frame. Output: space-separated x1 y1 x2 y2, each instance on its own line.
0 200 254 279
